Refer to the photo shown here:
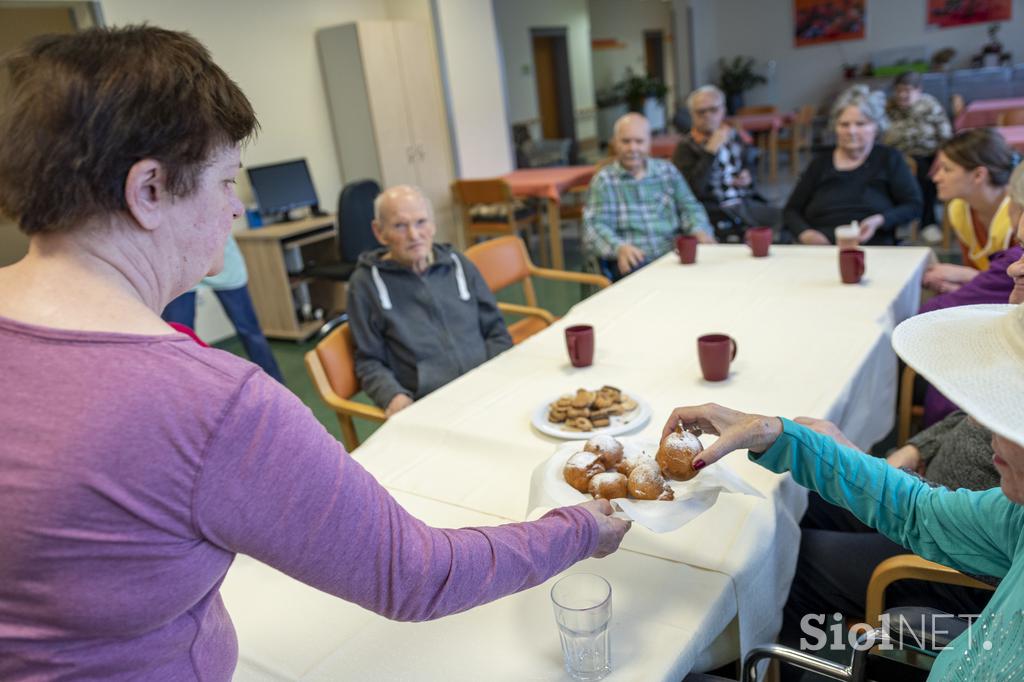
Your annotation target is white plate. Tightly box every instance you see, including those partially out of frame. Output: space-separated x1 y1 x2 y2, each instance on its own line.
530 390 652 439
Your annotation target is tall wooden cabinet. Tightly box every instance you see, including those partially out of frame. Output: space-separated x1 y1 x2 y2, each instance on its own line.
317 21 455 242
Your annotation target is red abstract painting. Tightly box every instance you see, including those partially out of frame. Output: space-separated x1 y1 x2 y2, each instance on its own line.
794 0 866 47
927 0 1011 27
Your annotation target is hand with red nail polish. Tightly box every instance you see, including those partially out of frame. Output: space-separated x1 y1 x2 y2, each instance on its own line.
661 403 784 473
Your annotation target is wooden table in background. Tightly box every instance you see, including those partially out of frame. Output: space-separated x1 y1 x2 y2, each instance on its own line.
955 97 1024 129
502 165 596 270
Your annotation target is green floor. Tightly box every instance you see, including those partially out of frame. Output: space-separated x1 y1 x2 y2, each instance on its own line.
215 234 591 447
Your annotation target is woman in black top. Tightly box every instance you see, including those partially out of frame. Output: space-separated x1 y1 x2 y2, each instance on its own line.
784 85 922 245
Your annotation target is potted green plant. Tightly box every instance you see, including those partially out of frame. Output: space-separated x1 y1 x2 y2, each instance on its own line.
624 75 668 113
717 56 766 114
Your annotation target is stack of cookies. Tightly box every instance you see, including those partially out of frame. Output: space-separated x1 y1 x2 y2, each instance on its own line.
547 386 638 432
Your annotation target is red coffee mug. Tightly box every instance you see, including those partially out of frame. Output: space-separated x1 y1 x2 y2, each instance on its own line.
565 325 595 368
839 248 865 284
676 234 698 265
745 227 772 258
698 333 738 382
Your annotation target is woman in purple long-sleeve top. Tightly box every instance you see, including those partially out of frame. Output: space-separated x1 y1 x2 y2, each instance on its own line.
0 27 629 680
918 163 1024 425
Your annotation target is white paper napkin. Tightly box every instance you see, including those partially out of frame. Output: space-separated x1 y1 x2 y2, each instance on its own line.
527 436 763 533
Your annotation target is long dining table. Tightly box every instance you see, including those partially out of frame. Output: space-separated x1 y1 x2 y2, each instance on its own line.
223 244 930 681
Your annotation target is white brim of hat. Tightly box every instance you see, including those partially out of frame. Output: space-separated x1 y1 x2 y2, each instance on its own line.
892 304 1024 446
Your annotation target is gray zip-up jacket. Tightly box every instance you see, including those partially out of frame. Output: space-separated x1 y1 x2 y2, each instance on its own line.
346 244 513 408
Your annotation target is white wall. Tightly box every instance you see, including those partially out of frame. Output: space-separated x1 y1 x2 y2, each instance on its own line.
435 0 515 177
587 0 674 98
492 0 597 143
670 0 692 106
99 0 396 341
101 0 392 216
696 0 1024 112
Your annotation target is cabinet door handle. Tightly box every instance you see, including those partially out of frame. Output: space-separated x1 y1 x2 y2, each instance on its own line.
406 145 416 163
416 144 426 161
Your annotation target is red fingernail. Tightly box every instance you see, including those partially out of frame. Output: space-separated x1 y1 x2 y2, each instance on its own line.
693 459 706 471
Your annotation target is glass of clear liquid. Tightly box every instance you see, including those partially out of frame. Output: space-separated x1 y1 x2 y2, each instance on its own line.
550 573 612 680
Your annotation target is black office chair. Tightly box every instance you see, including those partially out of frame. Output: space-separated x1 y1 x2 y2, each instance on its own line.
304 179 382 282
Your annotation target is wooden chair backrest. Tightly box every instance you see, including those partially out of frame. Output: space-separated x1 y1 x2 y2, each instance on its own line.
451 178 513 206
464 235 533 295
793 104 816 126
315 323 359 400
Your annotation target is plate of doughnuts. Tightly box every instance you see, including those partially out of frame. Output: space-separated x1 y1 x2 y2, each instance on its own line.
528 431 763 533
530 385 651 439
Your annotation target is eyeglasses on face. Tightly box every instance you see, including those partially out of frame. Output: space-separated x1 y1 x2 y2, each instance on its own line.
694 105 723 116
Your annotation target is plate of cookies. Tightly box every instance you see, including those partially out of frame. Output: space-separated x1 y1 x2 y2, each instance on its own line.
531 385 651 439
527 431 763 533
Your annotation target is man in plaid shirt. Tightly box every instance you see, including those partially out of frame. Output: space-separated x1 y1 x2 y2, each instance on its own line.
584 113 714 280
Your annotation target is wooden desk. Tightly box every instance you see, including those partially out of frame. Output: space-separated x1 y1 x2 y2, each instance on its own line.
235 216 337 341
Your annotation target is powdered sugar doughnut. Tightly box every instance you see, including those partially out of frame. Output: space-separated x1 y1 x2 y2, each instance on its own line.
588 471 628 500
627 462 674 501
656 430 703 481
615 452 655 477
583 434 624 469
563 450 606 493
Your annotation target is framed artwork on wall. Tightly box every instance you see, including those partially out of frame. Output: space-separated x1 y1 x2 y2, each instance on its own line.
794 0 866 47
927 0 1011 27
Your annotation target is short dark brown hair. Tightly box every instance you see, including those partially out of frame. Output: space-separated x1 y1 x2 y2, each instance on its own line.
892 71 922 89
0 25 258 234
940 128 1017 186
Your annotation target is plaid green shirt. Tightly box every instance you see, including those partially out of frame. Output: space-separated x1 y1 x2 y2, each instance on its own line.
583 158 712 260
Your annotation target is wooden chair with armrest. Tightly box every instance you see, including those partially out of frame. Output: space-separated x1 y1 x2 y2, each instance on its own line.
451 179 547 264
726 556 994 681
865 554 996 627
897 365 926 446
464 235 610 344
304 321 386 451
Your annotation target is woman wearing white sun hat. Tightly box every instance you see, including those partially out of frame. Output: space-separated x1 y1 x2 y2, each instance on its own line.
663 296 1024 677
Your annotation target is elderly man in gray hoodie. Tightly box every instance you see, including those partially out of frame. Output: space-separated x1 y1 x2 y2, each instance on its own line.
347 185 513 416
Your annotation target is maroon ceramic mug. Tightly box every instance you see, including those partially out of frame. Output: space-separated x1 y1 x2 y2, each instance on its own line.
698 333 738 382
565 325 595 368
839 248 866 284
745 227 772 258
676 234 698 265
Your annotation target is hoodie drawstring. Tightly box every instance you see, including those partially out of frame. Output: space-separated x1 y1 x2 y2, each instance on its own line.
450 253 471 302
371 265 393 310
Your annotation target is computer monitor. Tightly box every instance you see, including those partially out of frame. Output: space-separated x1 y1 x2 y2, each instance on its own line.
247 159 320 220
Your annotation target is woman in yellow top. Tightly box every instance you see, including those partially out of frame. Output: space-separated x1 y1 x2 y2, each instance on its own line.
926 128 1019 294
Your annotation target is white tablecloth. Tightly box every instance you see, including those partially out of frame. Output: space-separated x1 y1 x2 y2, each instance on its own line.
228 244 929 680
223 492 737 681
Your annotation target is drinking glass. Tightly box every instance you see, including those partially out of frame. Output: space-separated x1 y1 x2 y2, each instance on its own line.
550 573 612 680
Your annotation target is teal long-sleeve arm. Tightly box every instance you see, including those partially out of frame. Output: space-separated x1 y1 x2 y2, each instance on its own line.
751 418 1023 579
